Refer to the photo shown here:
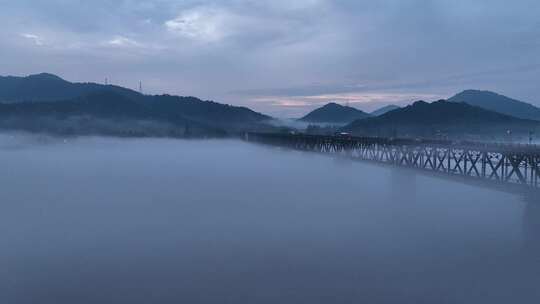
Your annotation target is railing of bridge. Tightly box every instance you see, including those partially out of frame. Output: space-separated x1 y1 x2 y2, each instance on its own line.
246 133 540 189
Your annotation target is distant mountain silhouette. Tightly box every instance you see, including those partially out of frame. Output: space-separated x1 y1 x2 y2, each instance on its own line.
0 73 272 137
449 90 540 121
146 94 268 128
0 91 213 136
300 103 370 124
342 100 539 139
0 91 157 119
0 73 143 103
370 105 400 116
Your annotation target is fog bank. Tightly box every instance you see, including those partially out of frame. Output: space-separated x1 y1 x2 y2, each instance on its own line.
1 133 539 303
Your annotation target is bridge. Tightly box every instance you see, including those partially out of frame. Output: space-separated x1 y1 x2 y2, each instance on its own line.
246 132 540 253
246 133 540 195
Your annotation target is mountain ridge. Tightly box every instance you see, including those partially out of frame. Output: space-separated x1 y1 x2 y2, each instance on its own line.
0 73 144 103
300 102 370 124
342 99 539 139
448 90 540 121
0 73 272 137
370 105 400 116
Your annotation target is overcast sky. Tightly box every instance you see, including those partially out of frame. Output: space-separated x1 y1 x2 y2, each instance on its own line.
1 0 539 117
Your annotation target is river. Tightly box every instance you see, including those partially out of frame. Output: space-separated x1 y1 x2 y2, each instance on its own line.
1 134 538 303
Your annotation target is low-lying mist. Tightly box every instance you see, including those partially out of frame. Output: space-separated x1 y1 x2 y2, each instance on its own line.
1 133 539 304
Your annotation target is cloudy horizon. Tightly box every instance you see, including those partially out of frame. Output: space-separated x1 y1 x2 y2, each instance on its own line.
2 0 540 117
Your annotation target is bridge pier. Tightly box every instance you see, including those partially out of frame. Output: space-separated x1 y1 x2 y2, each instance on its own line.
522 192 540 256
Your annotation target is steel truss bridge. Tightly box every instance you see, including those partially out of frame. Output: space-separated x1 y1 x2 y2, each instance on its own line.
246 133 540 194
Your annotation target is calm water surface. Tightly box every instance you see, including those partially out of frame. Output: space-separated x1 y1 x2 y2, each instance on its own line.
1 135 539 303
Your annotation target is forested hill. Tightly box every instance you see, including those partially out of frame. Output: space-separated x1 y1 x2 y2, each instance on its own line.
300 102 371 124
341 100 539 139
0 73 143 103
449 90 540 121
0 73 272 137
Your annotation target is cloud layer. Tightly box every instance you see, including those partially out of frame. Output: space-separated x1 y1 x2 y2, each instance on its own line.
1 0 540 117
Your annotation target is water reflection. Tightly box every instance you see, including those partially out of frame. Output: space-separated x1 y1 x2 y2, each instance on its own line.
522 193 540 255
390 167 417 203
